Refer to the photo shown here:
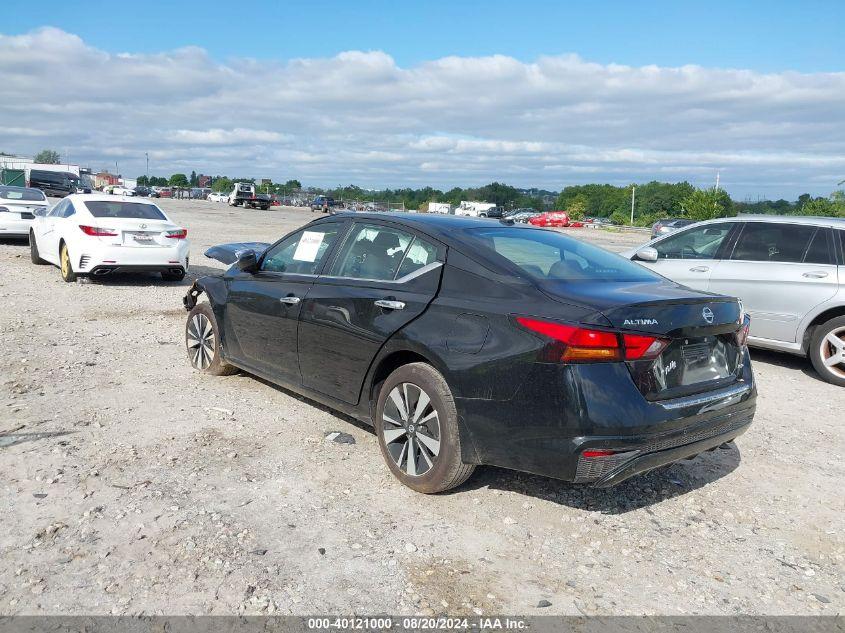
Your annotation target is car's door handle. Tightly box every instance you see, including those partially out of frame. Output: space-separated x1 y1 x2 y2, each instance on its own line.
689 266 710 273
374 299 405 310
803 271 829 279
279 296 301 305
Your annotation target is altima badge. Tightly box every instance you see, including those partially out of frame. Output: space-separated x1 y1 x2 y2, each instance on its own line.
702 307 715 324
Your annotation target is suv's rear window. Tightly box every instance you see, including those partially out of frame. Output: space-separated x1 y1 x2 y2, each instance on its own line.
84 201 167 220
0 187 46 201
465 227 660 282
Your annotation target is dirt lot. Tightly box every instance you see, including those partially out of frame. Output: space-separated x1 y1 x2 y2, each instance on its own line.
0 199 842 616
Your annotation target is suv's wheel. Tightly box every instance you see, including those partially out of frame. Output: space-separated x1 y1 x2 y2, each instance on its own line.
185 303 238 376
30 232 47 264
809 316 845 387
59 242 77 282
375 362 475 493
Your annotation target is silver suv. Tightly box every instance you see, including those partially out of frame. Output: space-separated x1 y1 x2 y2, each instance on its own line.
625 215 845 386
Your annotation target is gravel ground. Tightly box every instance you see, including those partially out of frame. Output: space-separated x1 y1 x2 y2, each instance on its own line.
0 199 842 616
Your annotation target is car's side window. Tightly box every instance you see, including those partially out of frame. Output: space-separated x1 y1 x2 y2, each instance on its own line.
260 225 340 274
330 223 414 281
61 201 77 218
48 200 66 218
396 237 440 279
803 228 834 265
654 224 733 260
730 222 816 263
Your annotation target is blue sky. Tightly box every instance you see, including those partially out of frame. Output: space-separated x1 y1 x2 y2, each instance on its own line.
2 1 844 198
7 0 844 72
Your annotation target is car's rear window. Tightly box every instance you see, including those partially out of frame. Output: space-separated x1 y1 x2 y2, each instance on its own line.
0 187 46 201
84 201 167 220
465 227 660 283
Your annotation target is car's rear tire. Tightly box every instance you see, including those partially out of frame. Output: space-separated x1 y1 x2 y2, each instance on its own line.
809 316 845 387
185 303 238 376
30 232 47 264
375 362 475 493
59 242 76 282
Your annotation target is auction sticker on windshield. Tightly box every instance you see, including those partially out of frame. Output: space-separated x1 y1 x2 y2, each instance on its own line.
293 231 325 262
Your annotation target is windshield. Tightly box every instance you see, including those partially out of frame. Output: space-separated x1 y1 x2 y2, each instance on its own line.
0 187 46 201
84 201 167 220
464 227 661 283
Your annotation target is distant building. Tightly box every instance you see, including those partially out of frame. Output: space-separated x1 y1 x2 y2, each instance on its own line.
198 174 211 188
95 172 119 188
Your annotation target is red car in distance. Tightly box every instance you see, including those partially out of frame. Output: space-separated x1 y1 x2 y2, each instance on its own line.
529 211 571 227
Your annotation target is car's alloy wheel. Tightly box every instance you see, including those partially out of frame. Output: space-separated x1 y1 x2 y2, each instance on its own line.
819 327 845 376
382 382 441 477
60 243 76 282
375 362 475 493
810 316 845 387
187 313 215 370
184 304 238 376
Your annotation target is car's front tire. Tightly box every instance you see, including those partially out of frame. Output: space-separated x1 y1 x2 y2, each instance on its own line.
30 232 47 264
185 303 238 376
59 242 76 282
375 362 475 493
809 316 845 387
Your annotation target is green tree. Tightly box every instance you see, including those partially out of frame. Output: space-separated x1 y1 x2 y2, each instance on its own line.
169 173 189 187
284 179 302 190
681 187 734 221
34 149 61 164
567 195 588 220
189 170 198 187
211 177 233 193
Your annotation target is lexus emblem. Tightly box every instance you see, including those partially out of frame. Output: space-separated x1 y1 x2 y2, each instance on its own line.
702 307 715 324
140 223 147 229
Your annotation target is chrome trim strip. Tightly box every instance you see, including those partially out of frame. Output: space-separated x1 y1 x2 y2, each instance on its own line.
658 382 752 410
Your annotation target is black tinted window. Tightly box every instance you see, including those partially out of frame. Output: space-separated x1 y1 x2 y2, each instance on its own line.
84 201 167 220
330 223 413 280
731 223 815 263
803 228 834 265
466 227 660 282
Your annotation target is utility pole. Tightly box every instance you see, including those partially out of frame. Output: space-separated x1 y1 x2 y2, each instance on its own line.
630 185 636 225
145 152 149 185
715 170 721 191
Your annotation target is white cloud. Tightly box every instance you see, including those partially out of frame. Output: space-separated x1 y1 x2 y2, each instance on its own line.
1 27 843 197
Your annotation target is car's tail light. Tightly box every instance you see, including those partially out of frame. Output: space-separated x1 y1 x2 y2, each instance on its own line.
165 229 188 239
582 449 616 458
622 333 669 360
79 225 117 236
735 315 751 347
515 316 669 363
0 206 9 213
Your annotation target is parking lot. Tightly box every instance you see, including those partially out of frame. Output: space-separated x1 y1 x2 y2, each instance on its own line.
0 198 842 616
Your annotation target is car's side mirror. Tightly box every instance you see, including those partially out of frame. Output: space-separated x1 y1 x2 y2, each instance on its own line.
635 246 658 262
234 249 258 273
34 207 48 217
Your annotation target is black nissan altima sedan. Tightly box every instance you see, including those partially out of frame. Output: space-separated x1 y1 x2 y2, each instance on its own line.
183 213 755 493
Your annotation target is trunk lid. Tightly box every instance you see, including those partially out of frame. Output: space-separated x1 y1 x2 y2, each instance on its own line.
541 280 746 400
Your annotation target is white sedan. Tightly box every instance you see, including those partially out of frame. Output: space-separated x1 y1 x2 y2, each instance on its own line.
207 192 227 202
0 186 49 238
29 194 190 282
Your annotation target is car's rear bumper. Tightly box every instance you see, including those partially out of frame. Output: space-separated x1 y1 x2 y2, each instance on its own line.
455 355 756 486
74 242 189 274
88 263 186 276
0 218 34 236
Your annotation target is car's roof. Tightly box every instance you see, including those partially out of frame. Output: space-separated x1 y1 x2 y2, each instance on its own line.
323 211 518 237
0 185 45 194
705 214 845 227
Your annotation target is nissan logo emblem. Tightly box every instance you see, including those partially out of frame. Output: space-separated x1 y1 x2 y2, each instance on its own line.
702 307 715 324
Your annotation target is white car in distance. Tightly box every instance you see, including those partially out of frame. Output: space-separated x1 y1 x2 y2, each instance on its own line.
207 192 227 202
29 194 189 282
0 186 49 238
